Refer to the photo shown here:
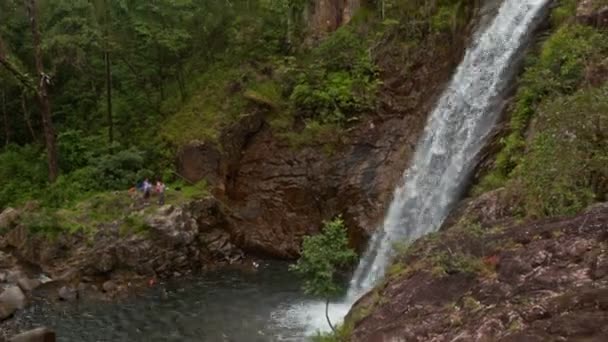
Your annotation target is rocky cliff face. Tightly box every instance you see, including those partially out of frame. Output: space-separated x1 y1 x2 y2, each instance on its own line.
348 202 608 341
307 0 362 38
0 198 244 294
177 30 470 258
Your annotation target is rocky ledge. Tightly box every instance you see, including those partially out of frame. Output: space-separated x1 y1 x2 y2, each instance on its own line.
0 196 250 337
347 200 608 341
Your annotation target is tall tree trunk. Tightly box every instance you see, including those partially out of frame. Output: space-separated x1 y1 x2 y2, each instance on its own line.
105 50 113 144
21 91 36 142
26 0 59 182
157 44 165 102
177 62 186 102
2 89 10 146
104 0 113 144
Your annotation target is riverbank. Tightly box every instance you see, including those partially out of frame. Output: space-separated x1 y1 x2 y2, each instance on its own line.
0 193 258 338
2 262 308 341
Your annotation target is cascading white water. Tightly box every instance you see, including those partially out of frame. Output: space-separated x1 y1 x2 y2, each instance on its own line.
347 0 550 297
272 0 550 336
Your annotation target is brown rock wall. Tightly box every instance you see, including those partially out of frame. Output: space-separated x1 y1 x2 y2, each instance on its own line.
349 203 608 342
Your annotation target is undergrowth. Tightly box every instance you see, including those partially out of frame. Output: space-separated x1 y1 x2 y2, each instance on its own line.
473 6 608 218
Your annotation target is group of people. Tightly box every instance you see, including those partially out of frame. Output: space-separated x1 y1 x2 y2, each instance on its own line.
130 178 166 205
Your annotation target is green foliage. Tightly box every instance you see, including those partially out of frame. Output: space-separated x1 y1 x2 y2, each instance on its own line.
476 22 608 194
244 80 285 109
514 87 608 217
0 145 48 208
0 142 152 209
430 1 467 34
121 213 149 236
19 210 64 236
429 251 488 278
161 65 248 144
175 180 209 200
462 295 482 312
290 216 357 299
550 0 577 26
90 147 149 189
310 323 353 342
289 27 380 125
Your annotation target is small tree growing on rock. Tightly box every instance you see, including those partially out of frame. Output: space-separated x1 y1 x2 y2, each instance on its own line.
290 216 357 332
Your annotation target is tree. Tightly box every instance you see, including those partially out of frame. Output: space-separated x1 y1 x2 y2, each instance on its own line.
91 0 114 143
290 216 357 332
26 0 59 182
0 0 59 182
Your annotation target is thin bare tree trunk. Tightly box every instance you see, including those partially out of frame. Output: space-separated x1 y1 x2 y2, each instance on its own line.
325 298 336 333
21 91 36 141
104 0 113 144
26 0 59 182
105 50 113 144
2 89 10 146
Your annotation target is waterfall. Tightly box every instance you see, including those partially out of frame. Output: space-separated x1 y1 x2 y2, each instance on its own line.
272 0 550 336
347 0 550 297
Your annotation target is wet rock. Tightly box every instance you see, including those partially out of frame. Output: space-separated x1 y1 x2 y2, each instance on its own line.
0 207 20 230
9 327 56 342
146 205 199 247
442 188 513 229
4 225 29 250
38 275 52 284
17 277 41 292
0 251 15 268
591 252 608 279
102 280 117 293
6 270 25 285
349 205 608 342
0 286 26 320
96 252 117 274
58 286 77 302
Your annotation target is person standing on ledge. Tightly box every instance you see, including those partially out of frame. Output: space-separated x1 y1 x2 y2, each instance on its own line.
142 178 152 201
156 179 166 205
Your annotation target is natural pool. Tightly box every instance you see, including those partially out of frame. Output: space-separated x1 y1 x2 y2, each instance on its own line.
11 262 327 342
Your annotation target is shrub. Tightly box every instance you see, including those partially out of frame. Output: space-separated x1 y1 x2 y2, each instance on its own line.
513 87 608 217
0 145 47 208
289 27 379 125
89 147 150 190
476 23 608 193
20 210 64 236
290 216 357 332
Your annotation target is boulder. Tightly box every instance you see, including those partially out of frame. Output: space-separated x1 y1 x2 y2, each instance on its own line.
17 277 41 292
9 327 56 342
0 286 26 320
145 206 199 247
0 301 16 320
102 280 117 293
5 225 29 249
6 270 24 284
0 207 20 230
0 251 16 268
58 286 77 302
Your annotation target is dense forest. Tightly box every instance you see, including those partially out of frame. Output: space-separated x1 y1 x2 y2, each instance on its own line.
0 0 477 209
0 0 298 207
